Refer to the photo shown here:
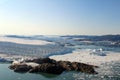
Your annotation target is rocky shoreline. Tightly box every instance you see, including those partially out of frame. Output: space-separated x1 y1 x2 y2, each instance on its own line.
9 58 98 75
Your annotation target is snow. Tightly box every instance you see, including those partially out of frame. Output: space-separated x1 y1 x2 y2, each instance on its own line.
12 61 39 67
26 62 39 67
0 36 54 45
49 49 120 66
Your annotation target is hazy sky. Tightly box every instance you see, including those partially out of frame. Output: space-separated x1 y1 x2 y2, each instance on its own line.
0 0 120 35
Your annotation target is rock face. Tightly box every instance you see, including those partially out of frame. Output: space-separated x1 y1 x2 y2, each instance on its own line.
9 58 98 74
29 63 65 74
57 61 98 74
25 58 56 64
9 63 32 72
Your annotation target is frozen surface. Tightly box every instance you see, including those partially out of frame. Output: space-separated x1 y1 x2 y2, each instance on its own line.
50 49 120 66
0 36 73 58
0 36 54 45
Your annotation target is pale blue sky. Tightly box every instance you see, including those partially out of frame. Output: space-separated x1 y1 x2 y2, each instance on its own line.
0 0 120 35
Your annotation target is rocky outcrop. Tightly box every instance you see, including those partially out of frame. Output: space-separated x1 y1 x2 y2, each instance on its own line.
29 63 65 74
9 63 32 72
9 58 98 74
25 58 56 64
57 61 98 74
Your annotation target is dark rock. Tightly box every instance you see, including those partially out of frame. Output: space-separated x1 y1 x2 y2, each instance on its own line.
9 63 32 72
14 65 32 72
57 61 98 74
57 61 74 71
29 63 65 74
9 58 98 74
25 58 56 64
71 62 98 74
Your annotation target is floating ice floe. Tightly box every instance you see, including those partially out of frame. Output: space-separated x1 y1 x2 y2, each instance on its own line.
49 49 120 66
90 48 107 56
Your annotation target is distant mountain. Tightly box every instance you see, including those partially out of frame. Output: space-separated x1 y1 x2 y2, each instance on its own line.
6 35 33 39
61 35 95 39
90 35 120 41
61 35 120 41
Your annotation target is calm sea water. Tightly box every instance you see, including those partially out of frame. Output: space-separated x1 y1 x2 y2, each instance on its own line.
0 63 73 80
